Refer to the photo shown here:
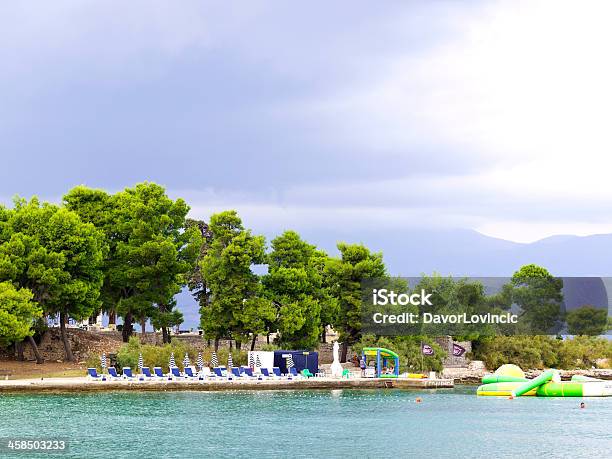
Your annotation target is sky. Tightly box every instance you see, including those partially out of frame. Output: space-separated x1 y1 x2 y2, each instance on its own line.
2 0 612 243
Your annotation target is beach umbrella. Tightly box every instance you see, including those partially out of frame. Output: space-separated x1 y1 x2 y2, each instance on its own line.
227 353 233 369
137 353 144 371
286 354 294 371
255 355 262 368
211 352 219 368
249 352 255 369
169 352 176 368
101 353 107 371
182 353 191 369
196 352 204 370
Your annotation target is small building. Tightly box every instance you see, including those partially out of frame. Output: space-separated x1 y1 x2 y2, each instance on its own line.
273 350 319 375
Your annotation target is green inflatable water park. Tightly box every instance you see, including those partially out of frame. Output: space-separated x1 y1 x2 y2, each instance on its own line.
477 365 612 397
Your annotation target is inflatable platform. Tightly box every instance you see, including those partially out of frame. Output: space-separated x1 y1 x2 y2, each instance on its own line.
477 364 612 397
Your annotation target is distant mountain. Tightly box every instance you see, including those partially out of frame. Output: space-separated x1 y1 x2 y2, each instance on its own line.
174 229 612 329
297 229 612 277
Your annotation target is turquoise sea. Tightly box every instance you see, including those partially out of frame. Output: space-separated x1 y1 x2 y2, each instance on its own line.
0 387 610 458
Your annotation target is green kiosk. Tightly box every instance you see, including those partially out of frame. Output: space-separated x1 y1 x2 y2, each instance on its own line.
362 347 399 378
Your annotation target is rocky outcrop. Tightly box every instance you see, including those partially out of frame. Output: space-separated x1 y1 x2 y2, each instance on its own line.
442 360 487 384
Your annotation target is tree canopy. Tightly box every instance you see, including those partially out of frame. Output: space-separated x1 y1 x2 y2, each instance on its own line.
65 183 199 343
200 211 274 349
566 305 608 336
263 231 329 349
0 281 42 348
326 243 387 361
0 198 105 360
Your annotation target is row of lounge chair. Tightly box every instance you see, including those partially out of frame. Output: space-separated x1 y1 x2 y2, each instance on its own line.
87 366 319 382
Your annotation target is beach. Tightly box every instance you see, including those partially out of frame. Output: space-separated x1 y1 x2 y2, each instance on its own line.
0 375 454 393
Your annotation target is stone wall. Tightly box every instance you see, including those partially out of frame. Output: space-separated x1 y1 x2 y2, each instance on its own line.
18 329 124 362
4 328 344 364
435 336 471 368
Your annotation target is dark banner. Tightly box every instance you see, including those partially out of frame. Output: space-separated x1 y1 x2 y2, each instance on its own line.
421 343 434 355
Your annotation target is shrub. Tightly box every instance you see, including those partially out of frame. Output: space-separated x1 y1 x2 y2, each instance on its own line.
89 337 248 371
472 335 612 370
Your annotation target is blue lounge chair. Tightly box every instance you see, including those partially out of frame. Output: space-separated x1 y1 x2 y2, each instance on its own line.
184 367 200 379
272 367 282 378
141 367 155 381
243 368 256 378
213 367 225 378
287 367 299 380
122 367 135 380
231 367 243 379
87 368 103 381
154 367 165 378
170 367 182 379
260 368 271 378
107 367 121 381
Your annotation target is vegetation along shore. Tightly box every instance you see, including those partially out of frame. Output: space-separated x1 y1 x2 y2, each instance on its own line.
1 182 611 384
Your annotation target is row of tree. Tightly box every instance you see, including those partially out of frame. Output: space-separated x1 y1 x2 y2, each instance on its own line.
0 183 200 361
1 182 609 364
0 182 385 362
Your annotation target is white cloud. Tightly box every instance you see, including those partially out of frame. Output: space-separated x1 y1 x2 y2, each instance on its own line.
292 0 612 240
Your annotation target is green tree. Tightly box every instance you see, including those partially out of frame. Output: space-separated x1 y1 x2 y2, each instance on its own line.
263 231 329 349
200 211 273 350
63 186 116 323
185 219 213 317
566 305 608 336
0 282 42 348
511 264 564 334
326 243 387 362
150 298 184 342
65 183 199 343
0 198 104 361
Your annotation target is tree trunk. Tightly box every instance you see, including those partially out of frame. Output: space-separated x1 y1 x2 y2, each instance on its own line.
140 318 146 342
108 310 116 326
229 340 233 351
15 341 24 361
266 334 270 345
340 341 348 363
236 341 241 351
27 335 43 364
214 338 219 351
161 327 169 344
250 335 257 351
60 311 75 362
321 328 327 343
122 312 133 342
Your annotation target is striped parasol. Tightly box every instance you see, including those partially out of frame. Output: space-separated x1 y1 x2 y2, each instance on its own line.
169 352 176 368
227 353 233 369
249 352 255 369
255 355 262 368
137 353 144 371
286 354 294 371
101 353 107 371
211 352 219 368
182 353 191 369
196 352 204 370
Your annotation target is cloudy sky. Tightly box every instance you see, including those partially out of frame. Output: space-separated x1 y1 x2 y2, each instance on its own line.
2 0 612 243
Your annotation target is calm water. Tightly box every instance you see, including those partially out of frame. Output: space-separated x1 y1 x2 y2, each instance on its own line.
0 387 610 458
